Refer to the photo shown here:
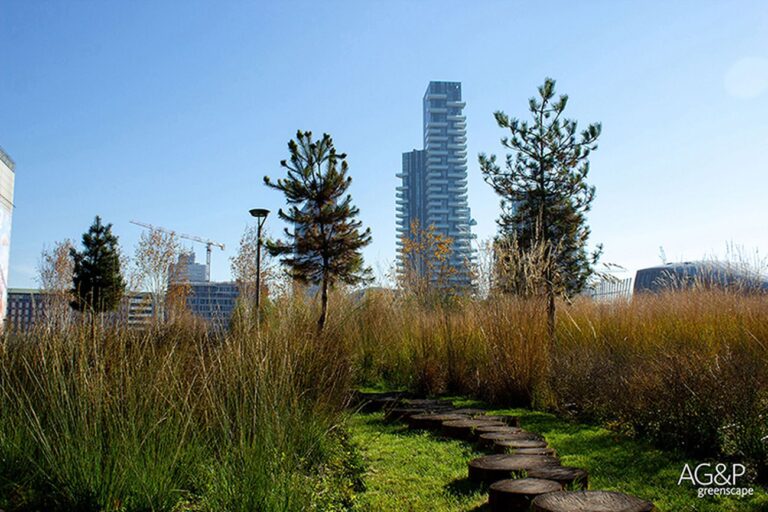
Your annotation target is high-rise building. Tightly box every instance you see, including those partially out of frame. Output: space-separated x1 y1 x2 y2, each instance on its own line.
396 81 473 287
0 147 15 328
169 251 208 284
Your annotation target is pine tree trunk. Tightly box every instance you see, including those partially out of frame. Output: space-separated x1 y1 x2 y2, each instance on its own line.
317 275 329 333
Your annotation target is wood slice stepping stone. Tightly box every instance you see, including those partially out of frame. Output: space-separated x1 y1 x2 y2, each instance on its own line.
475 425 522 437
531 490 656 511
527 466 589 489
479 430 544 448
468 454 559 483
407 412 468 430
402 398 454 408
489 478 563 512
481 415 522 427
451 408 489 416
441 419 506 440
509 447 558 457
493 438 549 453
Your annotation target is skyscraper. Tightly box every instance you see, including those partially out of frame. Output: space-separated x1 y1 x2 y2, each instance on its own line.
396 81 473 287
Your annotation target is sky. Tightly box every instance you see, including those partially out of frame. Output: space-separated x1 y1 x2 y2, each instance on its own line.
1 0 767 289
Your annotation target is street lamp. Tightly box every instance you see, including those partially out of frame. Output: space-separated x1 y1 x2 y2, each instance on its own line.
249 208 270 323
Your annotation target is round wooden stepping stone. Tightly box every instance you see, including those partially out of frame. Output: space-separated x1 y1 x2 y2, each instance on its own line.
481 415 521 427
407 412 468 430
489 478 563 512
479 430 544 448
493 438 549 453
531 490 656 511
509 447 558 457
450 408 488 416
527 466 588 489
441 419 506 440
468 454 559 483
402 398 454 408
475 425 522 436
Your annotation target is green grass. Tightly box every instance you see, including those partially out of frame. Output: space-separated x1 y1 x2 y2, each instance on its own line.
348 402 768 512
348 412 488 511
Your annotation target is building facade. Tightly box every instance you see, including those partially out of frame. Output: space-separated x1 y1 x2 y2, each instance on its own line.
0 147 15 328
5 289 155 331
396 81 473 287
186 282 239 330
169 251 208 284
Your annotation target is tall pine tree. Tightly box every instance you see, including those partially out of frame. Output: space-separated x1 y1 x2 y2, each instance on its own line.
70 216 125 314
264 130 372 332
479 78 601 340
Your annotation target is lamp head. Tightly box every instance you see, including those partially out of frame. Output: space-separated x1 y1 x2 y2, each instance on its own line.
249 208 270 219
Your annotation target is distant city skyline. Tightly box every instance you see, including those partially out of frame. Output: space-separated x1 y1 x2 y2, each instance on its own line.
2 1 767 289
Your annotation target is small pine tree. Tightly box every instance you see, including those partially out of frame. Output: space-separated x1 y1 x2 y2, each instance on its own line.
479 78 601 340
264 130 372 332
70 216 125 314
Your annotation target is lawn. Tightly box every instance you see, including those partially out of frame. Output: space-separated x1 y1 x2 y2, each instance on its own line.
347 402 768 512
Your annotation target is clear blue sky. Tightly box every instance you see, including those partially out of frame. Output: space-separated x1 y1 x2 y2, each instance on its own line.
2 1 767 288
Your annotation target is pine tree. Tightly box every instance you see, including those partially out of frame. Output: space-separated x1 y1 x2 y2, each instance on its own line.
70 216 125 314
479 78 602 339
264 130 372 332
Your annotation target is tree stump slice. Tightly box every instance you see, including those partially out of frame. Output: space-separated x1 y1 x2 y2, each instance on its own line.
475 425 522 435
527 466 589 489
407 413 468 430
441 419 506 440
479 430 544 448
531 491 656 512
493 438 550 453
451 408 489 416
402 398 454 408
481 415 522 427
489 478 564 512
468 454 559 483
509 447 558 457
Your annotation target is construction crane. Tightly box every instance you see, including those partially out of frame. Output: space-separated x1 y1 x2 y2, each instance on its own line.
130 220 225 282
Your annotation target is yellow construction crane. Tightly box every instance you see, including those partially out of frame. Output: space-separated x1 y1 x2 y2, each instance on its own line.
130 220 225 282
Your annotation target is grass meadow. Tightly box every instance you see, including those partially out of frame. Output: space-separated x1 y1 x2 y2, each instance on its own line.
1 288 766 510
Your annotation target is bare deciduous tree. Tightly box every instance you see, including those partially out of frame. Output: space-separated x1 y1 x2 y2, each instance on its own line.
37 239 75 330
133 228 180 323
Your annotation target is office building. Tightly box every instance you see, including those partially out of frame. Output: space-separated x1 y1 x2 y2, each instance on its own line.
396 81 473 287
186 281 239 329
5 289 155 331
0 147 15 328
169 251 208 284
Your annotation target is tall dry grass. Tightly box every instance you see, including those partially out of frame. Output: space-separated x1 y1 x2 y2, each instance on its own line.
0 296 357 511
350 289 768 478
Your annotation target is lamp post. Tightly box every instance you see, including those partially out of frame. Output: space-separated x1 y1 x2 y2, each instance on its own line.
249 208 270 324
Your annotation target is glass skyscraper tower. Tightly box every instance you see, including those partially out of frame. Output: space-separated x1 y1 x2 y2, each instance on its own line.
396 81 473 287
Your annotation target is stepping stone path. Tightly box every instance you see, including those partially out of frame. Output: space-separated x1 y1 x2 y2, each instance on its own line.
468 454 560 483
353 392 656 511
489 478 563 512
531 490 656 511
479 431 544 449
527 465 589 489
441 418 506 441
